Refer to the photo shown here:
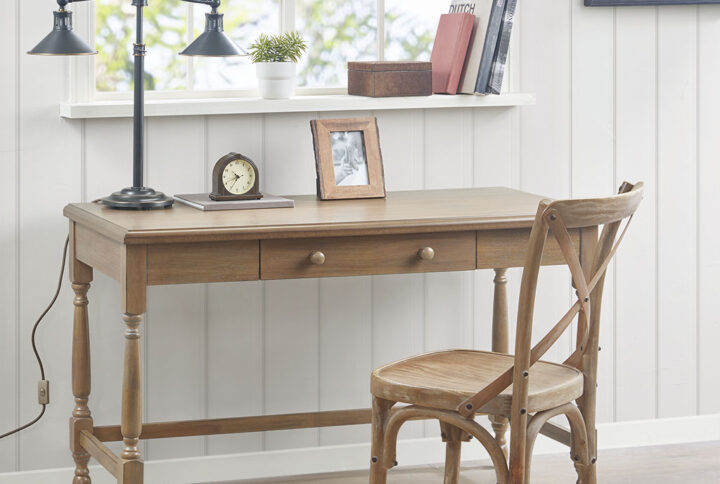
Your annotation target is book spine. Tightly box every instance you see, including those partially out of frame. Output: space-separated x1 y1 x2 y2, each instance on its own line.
474 0 506 94
448 16 476 94
174 197 206 211
487 0 517 95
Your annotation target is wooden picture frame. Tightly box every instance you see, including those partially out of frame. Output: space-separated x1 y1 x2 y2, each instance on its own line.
310 117 386 200
586 0 720 5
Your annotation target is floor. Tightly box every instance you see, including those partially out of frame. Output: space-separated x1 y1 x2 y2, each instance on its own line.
220 441 720 484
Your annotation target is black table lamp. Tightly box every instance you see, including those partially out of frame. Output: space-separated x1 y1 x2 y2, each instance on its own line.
29 0 244 210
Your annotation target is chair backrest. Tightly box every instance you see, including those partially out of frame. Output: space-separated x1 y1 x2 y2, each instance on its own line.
457 182 644 417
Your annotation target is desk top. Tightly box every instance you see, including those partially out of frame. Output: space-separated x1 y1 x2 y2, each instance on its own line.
64 187 549 244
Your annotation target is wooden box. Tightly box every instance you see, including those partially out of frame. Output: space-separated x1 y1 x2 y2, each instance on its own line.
348 61 432 97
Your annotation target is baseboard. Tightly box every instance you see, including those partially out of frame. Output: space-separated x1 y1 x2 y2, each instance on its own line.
1 414 718 484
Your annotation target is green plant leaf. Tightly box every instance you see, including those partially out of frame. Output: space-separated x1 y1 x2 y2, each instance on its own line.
248 31 308 63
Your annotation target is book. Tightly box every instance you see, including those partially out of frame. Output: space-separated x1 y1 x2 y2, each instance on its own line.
449 0 496 94
430 13 476 94
174 193 295 211
486 0 517 95
474 0 507 94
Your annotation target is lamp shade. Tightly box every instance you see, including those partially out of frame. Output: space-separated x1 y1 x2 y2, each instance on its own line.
28 10 97 56
179 12 244 56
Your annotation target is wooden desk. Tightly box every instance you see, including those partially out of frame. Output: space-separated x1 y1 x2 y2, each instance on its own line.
64 188 580 484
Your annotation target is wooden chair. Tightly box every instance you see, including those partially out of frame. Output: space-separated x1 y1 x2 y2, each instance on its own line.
368 182 644 484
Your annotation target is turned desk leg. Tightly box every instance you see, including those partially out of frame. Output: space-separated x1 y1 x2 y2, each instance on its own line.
120 313 144 483
490 268 509 456
70 282 93 484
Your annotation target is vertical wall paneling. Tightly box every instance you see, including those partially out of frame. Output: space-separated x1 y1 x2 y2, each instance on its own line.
263 112 317 196
570 0 616 423
144 117 207 460
422 109 474 435
206 282 265 455
518 0 573 365
318 276 373 445
315 111 374 446
17 0 83 470
374 110 424 191
144 284 208 460
84 119 135 201
614 7 658 422
371 274 425 442
263 280 320 450
423 109 474 356
421 106 474 330
696 5 720 414
472 108 520 353
656 6 698 418
205 115 265 454
370 110 426 440
263 112 320 450
0 0 19 473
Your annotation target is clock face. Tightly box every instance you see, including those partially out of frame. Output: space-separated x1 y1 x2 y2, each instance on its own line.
222 159 256 195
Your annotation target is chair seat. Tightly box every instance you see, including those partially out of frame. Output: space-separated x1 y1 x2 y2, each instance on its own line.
371 349 584 416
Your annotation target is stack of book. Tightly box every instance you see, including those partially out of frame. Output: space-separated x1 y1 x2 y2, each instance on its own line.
430 0 518 95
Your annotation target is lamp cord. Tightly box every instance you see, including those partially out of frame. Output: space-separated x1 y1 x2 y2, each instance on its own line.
0 235 69 440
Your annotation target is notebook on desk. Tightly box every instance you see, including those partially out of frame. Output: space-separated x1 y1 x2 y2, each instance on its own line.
174 193 295 211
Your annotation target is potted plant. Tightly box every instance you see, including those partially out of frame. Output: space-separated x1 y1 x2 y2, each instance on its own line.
249 32 308 100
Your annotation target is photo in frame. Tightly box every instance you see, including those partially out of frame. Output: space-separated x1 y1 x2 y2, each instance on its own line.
310 117 386 200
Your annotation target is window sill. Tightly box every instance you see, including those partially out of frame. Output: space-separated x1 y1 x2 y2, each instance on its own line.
59 93 536 119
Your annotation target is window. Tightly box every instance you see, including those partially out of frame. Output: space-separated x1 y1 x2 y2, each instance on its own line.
92 0 443 97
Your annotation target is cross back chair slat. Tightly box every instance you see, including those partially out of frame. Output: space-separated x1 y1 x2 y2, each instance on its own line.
457 182 643 420
507 182 643 484
368 182 643 484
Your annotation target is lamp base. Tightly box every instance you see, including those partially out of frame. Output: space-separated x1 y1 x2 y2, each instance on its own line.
100 187 174 210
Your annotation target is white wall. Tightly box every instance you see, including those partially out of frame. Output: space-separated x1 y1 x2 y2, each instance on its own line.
2 0 720 474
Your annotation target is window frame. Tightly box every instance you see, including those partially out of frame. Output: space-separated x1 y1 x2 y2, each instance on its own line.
71 0 389 103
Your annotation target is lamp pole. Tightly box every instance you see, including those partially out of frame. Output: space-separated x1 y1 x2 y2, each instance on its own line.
98 0 175 209
133 0 147 190
100 0 241 209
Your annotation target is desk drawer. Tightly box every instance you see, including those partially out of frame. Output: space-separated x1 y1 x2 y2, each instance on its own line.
261 232 476 280
476 228 581 269
147 241 259 285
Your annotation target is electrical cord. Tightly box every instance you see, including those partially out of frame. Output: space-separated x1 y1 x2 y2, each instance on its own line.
0 235 69 440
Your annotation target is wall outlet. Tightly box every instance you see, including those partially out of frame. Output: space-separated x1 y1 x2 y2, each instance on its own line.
38 380 49 405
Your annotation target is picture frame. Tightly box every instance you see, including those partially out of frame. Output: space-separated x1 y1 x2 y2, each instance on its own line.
586 0 720 5
310 117 386 200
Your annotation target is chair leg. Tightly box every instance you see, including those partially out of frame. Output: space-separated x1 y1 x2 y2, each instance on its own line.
370 396 395 484
525 403 590 484
440 422 465 484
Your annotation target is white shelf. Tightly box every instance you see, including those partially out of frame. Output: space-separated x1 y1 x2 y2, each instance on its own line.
59 93 535 119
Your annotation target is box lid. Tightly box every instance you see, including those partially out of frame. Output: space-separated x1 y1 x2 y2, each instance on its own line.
348 61 432 72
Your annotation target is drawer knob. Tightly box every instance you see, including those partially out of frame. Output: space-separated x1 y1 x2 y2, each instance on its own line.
418 247 435 261
309 250 326 265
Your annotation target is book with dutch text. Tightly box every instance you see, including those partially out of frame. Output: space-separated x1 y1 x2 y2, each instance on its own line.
449 0 496 94
430 13 476 94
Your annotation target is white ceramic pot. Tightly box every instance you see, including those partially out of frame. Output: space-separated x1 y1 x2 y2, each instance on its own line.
255 62 297 99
